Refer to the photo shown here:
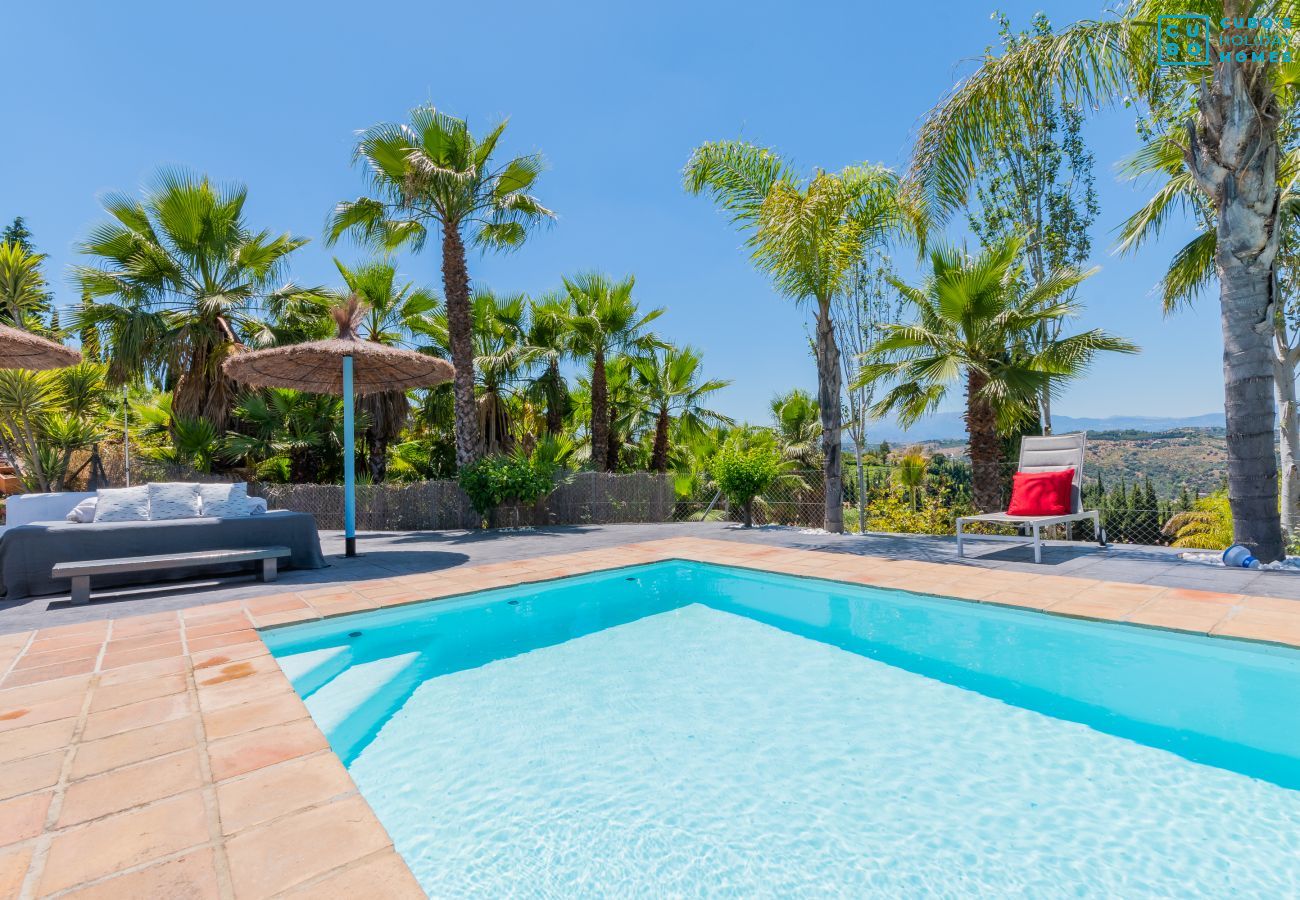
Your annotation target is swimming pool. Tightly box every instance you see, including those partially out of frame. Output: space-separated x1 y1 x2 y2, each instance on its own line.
265 560 1300 896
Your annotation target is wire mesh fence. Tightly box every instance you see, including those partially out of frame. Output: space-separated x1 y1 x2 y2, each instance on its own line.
673 464 1201 548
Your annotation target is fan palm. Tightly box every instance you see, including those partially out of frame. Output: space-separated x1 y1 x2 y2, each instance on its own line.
327 260 439 481
525 292 572 439
910 0 1296 558
327 106 553 469
225 389 360 484
684 141 920 532
857 238 1137 511
421 289 536 456
563 273 664 470
72 169 313 430
635 346 733 472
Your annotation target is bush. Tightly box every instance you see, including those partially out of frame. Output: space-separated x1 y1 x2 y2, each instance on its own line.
713 442 784 527
458 455 554 523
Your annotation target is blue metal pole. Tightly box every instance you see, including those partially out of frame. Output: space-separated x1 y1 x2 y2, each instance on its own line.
342 355 357 557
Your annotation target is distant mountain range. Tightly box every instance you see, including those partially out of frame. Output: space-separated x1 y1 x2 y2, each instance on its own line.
864 412 1226 443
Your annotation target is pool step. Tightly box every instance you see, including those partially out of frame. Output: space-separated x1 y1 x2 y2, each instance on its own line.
303 651 425 763
274 646 354 698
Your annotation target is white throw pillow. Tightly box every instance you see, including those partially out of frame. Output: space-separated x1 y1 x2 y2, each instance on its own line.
199 482 250 518
248 496 267 516
93 486 151 523
65 497 98 523
147 482 202 521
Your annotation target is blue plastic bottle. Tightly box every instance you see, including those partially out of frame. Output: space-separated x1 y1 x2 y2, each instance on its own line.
1222 544 1262 569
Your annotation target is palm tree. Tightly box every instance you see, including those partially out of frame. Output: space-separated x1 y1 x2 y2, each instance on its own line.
225 389 359 484
564 273 664 470
684 141 920 532
72 169 313 430
894 446 929 511
1118 131 1300 535
0 363 108 492
635 346 733 472
769 389 822 470
330 260 438 481
857 238 1137 511
909 0 1296 558
421 289 535 456
327 106 553 470
525 292 572 439
0 241 52 331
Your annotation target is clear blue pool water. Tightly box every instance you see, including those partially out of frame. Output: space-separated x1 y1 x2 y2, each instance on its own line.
265 561 1300 897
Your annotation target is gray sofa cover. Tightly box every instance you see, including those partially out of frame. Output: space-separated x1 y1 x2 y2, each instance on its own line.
0 510 326 599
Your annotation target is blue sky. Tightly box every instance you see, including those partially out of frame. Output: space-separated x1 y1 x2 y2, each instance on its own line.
4 0 1214 425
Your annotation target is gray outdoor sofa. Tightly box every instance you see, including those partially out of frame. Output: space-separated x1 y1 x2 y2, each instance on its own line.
0 492 325 600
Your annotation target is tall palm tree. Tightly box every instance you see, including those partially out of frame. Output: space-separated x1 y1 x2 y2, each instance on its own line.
327 106 553 469
0 241 52 331
564 273 664 470
526 292 572 439
634 346 733 472
909 0 1296 558
685 142 920 532
1118 131 1300 534
72 169 312 430
858 238 1137 511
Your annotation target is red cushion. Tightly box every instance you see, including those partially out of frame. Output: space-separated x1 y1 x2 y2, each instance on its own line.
1006 469 1075 517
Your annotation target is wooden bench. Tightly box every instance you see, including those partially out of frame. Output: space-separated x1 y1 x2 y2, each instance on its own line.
52 546 292 605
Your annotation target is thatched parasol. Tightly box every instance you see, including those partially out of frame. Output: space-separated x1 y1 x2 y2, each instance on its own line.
223 296 453 556
0 323 82 370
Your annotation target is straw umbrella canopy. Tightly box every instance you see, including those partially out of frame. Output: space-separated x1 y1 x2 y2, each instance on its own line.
223 296 453 556
0 323 81 370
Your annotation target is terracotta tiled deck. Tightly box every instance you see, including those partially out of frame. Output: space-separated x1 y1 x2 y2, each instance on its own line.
3 537 1300 898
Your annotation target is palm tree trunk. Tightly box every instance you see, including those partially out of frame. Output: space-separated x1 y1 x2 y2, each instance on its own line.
441 224 482 468
365 429 387 482
965 369 1002 512
1182 21 1284 561
1275 326 1300 538
590 346 609 471
1040 386 1052 435
814 302 844 533
651 406 670 472
854 439 867 533
606 404 620 471
546 359 563 437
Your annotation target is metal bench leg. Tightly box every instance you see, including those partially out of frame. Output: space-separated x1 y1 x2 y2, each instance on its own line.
1033 524 1042 564
258 558 278 583
70 576 91 605
956 520 965 558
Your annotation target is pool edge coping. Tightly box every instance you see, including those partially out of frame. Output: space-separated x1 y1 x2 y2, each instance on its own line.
2 537 1299 897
